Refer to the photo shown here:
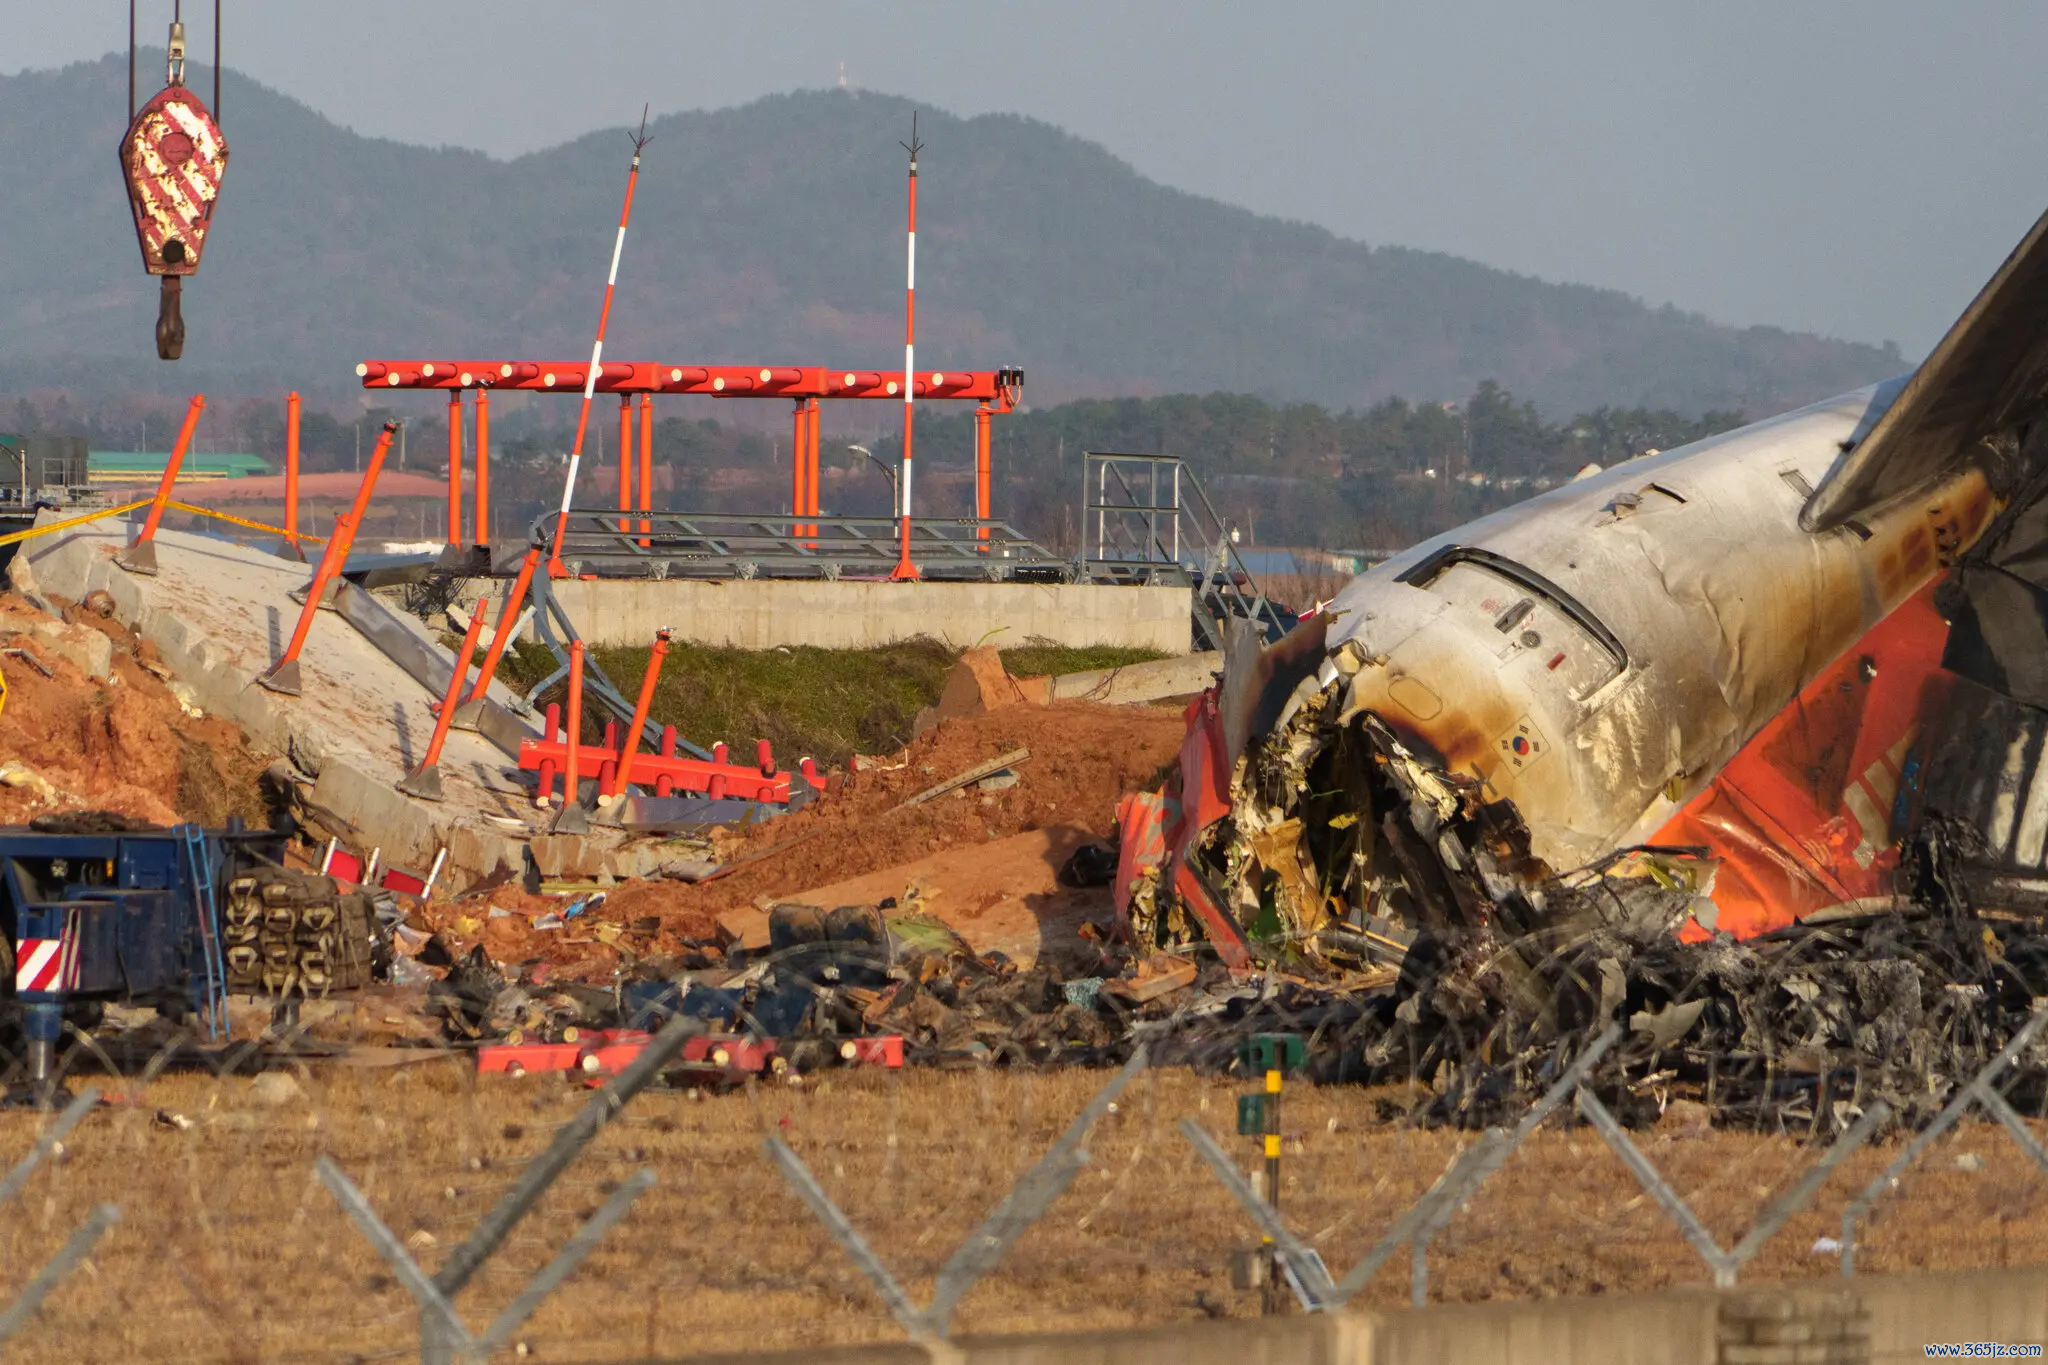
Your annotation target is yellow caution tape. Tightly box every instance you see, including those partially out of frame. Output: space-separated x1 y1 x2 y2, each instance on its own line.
0 499 152 548
0 497 330 550
165 501 327 543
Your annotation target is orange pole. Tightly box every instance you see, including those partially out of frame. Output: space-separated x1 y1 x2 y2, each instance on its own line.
560 639 586 808
405 597 489 791
601 629 669 806
467 546 538 703
975 400 991 547
618 394 633 533
474 388 490 549
136 394 206 545
791 399 806 536
261 422 396 693
637 393 653 546
806 395 821 540
446 392 463 551
284 390 301 552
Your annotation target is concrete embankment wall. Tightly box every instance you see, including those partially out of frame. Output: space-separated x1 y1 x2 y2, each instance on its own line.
5 519 555 888
520 579 1192 653
648 1265 2048 1365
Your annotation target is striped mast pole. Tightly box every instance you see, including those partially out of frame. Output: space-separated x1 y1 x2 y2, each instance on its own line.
888 113 923 581
462 108 648 719
548 106 652 579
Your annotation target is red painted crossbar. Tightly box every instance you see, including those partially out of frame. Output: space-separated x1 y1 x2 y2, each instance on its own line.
476 1029 905 1077
356 360 1023 409
521 705 816 806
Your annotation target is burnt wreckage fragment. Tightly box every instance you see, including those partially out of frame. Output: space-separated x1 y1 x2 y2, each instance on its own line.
1116 177 2048 1125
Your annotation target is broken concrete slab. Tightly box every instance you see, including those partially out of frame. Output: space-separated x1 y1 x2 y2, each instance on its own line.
1042 651 1221 706
3 515 611 890
0 614 114 682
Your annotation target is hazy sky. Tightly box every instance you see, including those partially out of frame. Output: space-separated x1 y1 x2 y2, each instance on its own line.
16 3 2048 354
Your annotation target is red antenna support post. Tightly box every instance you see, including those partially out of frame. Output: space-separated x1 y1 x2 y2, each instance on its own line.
617 393 633 533
397 596 490 802
474 387 491 550
637 393 653 546
115 392 205 575
281 389 302 560
805 394 821 544
600 629 670 807
258 421 397 696
445 391 463 555
975 399 992 548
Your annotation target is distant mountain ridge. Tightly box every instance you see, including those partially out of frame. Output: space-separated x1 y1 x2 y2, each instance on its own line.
1 55 1905 415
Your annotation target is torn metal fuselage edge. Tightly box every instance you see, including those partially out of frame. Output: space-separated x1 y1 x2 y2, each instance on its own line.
1122 380 2004 1001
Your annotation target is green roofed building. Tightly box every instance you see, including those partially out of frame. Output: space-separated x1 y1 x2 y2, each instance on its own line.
88 450 270 485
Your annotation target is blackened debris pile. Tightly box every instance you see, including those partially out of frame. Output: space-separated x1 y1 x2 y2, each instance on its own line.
1329 897 2048 1134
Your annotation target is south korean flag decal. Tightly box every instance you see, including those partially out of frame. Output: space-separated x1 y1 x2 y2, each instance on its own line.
1496 715 1548 771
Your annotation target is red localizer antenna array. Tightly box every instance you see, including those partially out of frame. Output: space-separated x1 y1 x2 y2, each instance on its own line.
547 108 652 580
889 114 923 582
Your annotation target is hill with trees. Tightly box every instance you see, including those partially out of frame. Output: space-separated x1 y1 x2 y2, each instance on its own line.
1 55 1904 416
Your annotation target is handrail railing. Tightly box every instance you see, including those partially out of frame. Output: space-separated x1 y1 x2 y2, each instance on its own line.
1079 451 1296 648
536 508 1068 582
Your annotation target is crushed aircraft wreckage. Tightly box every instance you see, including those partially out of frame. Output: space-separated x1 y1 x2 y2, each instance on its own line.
1109 190 2048 1131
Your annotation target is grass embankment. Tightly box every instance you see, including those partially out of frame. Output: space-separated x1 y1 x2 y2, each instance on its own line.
478 637 1166 767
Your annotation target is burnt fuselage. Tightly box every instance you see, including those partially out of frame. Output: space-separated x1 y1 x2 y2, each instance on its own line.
1323 380 1995 874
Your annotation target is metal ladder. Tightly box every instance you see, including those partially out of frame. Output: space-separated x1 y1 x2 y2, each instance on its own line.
176 824 230 1039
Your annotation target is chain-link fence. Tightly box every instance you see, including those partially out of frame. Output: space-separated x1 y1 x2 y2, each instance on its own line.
4 1006 2048 1362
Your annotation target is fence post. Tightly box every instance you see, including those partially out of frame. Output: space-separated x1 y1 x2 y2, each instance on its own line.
1183 1024 1623 1312
1576 1085 1888 1288
768 1046 1149 1340
114 393 205 575
323 1013 696 1363
0 1088 117 1348
1841 1004 2048 1275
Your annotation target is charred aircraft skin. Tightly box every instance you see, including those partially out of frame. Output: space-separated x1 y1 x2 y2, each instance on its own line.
1129 189 2048 979
1323 381 1995 876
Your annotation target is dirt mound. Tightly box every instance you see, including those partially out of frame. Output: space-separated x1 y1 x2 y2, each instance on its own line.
604 698 1188 930
0 595 274 828
404 883 731 986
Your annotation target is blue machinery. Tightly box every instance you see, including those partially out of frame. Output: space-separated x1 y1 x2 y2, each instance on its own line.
0 821 283 1091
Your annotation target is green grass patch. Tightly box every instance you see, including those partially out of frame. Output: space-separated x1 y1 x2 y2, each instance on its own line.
463 634 1170 767
997 644 1166 678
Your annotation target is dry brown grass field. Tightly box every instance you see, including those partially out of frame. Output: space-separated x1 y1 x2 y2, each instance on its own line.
0 1061 2042 1362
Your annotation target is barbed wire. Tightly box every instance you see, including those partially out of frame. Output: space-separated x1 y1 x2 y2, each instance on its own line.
0 998 2039 1360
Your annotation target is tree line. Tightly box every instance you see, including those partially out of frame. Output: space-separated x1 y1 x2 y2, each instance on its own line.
10 382 1746 553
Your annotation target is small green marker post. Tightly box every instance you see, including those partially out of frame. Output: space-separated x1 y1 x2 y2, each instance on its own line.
1237 1033 1305 1313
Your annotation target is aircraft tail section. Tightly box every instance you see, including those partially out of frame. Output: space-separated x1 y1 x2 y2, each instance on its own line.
1804 202 2048 530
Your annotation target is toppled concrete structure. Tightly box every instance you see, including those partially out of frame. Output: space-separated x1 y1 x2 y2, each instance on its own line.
6 517 674 890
